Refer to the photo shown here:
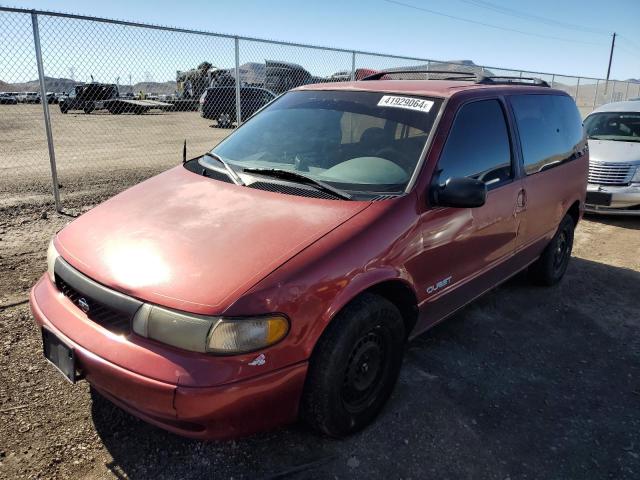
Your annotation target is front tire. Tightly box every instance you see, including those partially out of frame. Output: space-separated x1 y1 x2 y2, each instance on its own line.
300 293 405 437
529 214 575 286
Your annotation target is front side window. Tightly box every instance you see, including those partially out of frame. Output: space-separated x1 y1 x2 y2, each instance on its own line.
584 112 640 142
434 99 513 188
510 94 584 174
209 90 443 194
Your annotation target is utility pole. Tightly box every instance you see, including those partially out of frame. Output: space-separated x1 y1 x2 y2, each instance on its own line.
604 32 616 95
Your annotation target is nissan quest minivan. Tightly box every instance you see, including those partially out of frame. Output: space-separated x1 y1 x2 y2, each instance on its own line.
31 71 588 439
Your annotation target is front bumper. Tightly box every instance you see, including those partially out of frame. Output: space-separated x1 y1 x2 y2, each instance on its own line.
585 183 640 216
29 278 307 440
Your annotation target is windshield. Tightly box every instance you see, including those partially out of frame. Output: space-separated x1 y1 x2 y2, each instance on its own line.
584 112 640 142
208 90 442 194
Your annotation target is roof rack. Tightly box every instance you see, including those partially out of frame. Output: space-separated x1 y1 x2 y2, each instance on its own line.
360 69 550 88
476 75 550 87
361 69 480 81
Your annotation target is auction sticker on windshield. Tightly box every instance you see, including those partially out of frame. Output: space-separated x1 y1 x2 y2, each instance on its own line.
377 95 434 113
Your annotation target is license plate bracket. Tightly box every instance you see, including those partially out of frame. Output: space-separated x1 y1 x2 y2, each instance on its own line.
586 191 612 206
42 328 77 383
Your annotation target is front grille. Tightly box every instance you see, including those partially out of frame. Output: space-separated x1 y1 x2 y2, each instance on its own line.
56 276 130 334
588 162 634 186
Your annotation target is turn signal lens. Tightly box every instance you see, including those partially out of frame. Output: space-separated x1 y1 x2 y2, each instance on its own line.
47 238 60 284
632 166 640 183
207 315 289 354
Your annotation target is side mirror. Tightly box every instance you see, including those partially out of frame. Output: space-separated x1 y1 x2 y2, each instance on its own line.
430 177 487 208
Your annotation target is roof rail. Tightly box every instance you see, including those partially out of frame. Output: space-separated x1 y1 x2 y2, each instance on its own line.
360 69 481 81
476 75 550 87
360 70 550 88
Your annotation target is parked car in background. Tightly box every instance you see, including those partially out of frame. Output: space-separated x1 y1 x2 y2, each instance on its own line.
583 100 640 215
0 93 18 104
199 86 275 127
31 72 586 441
59 83 119 114
264 60 328 94
45 92 59 104
330 68 380 81
17 92 40 104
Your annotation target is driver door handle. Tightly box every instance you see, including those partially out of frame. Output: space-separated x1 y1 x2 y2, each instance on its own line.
516 189 527 212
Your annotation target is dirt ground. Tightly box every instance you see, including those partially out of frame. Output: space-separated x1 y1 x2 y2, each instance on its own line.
1 105 639 479
0 104 230 209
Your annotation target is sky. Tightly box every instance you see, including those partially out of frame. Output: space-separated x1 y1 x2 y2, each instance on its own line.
1 0 639 85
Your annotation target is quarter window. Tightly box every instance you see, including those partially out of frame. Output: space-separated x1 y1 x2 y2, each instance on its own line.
510 94 584 175
435 99 513 188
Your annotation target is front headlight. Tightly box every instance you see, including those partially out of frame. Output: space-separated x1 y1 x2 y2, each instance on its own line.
632 166 640 183
132 304 289 354
47 238 60 284
207 316 289 354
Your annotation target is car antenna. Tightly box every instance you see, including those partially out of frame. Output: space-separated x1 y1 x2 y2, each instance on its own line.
183 139 187 164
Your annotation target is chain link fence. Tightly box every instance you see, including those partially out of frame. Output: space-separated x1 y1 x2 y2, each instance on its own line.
1 6 638 211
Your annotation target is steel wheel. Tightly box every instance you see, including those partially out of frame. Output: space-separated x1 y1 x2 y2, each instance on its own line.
341 328 388 412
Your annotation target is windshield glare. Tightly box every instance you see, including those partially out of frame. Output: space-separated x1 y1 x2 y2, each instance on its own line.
209 90 442 194
584 112 640 142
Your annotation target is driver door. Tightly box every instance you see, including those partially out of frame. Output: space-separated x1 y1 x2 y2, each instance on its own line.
412 98 525 329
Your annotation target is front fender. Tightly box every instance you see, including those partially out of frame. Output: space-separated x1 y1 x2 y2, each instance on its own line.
223 195 420 361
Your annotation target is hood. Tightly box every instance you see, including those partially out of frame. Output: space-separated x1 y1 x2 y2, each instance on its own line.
56 166 370 314
588 139 640 165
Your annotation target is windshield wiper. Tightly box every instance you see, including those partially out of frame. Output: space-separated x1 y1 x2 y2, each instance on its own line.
201 152 245 185
242 168 352 200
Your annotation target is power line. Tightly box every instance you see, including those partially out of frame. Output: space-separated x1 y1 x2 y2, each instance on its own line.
618 34 640 54
616 43 640 60
455 0 610 36
382 0 605 46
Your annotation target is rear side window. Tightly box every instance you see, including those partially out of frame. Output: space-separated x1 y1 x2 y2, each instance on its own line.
510 94 584 175
435 99 513 188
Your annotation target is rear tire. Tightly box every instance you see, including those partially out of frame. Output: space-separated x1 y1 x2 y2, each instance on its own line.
529 214 575 286
83 103 94 114
217 112 232 128
300 293 405 437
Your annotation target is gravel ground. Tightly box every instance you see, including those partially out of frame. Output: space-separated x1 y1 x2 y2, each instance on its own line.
0 192 638 479
0 106 639 479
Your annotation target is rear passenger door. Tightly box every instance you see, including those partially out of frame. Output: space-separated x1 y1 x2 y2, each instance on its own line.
508 94 586 255
415 98 524 327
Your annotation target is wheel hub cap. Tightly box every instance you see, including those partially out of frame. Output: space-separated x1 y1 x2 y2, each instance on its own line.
342 331 386 409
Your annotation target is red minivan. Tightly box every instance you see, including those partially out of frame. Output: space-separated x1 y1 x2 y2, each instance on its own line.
31 71 587 439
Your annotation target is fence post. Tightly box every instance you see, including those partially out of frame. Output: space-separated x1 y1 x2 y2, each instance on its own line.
593 80 599 110
610 81 616 102
31 11 61 212
550 74 555 88
234 37 242 126
574 77 580 102
624 81 630 100
350 51 356 81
